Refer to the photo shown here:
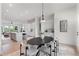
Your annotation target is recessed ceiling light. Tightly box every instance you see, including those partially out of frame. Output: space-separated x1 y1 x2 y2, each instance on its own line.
22 26 24 29
9 3 13 7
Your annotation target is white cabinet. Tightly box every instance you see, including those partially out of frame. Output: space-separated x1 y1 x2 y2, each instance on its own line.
16 33 22 42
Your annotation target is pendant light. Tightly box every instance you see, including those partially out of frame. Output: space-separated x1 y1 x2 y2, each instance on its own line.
41 3 45 22
10 16 14 29
10 21 14 29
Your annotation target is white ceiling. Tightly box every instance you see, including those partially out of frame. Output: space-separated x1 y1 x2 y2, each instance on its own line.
2 3 76 23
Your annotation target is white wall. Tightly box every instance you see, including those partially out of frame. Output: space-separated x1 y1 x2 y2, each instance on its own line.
35 17 41 37
76 4 79 52
24 22 35 37
54 6 77 46
41 14 54 33
0 3 2 54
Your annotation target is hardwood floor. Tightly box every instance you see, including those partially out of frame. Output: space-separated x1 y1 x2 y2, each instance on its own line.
0 40 78 56
0 40 20 56
58 43 77 56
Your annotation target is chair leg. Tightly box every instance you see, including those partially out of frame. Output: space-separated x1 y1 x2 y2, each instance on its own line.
25 46 28 56
49 45 51 56
36 50 40 56
54 47 57 56
53 41 58 56
54 40 59 56
20 44 24 56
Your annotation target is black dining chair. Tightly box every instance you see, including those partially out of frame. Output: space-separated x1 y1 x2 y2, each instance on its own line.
36 36 58 56
36 36 54 56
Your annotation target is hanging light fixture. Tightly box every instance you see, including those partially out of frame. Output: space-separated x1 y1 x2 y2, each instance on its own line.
10 21 14 29
11 21 13 24
10 16 14 29
41 3 45 22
